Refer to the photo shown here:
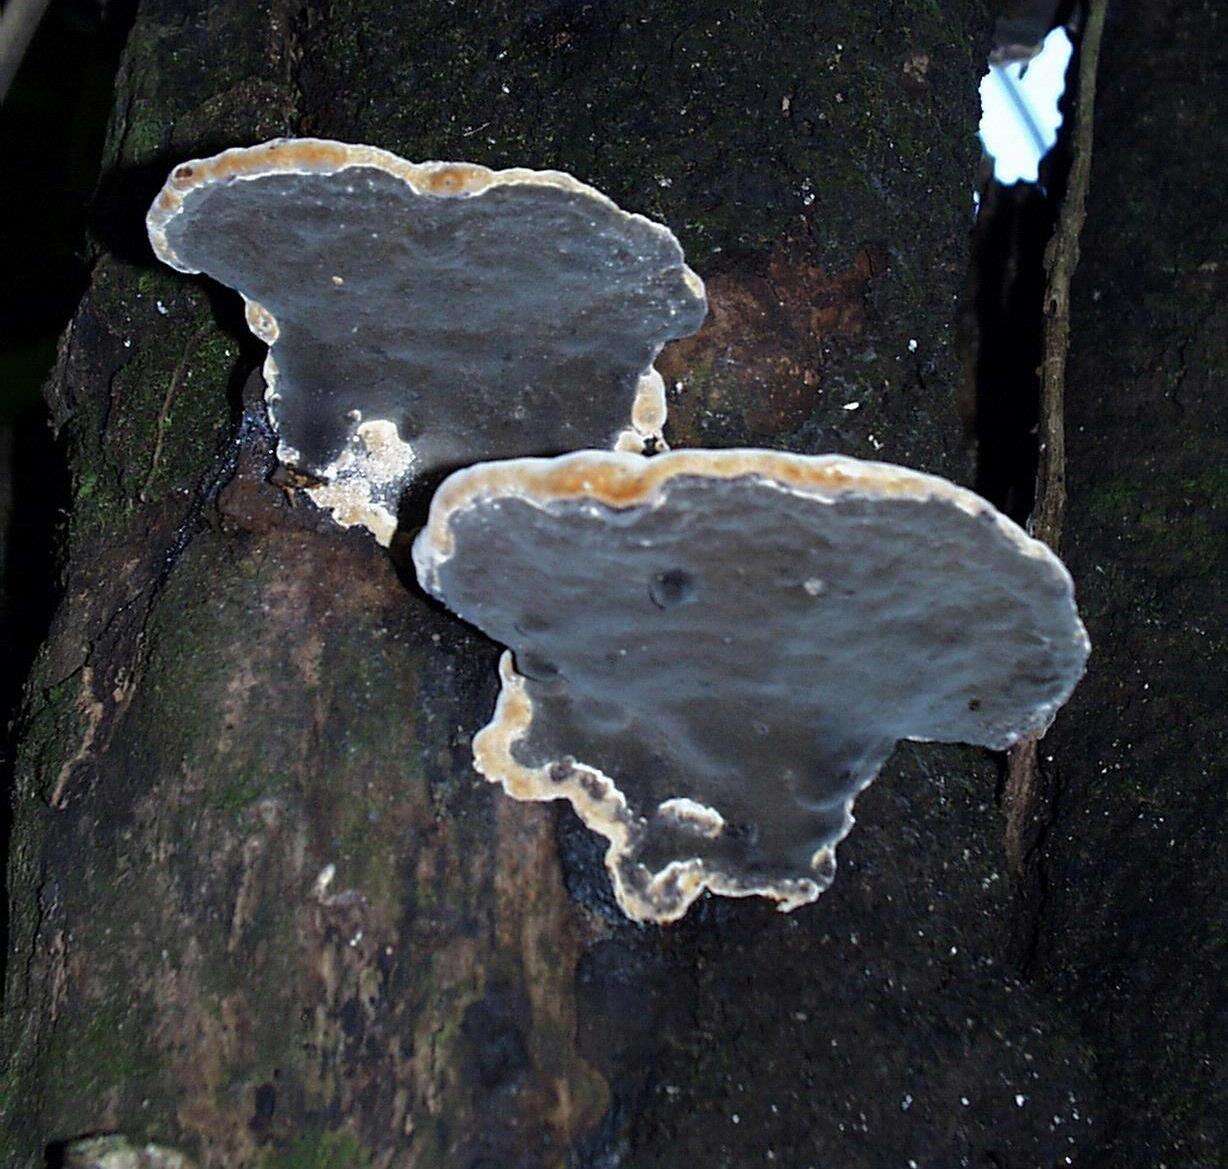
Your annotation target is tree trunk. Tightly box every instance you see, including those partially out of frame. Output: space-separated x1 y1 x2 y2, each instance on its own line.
1021 3 1227 1164
6 3 1212 1168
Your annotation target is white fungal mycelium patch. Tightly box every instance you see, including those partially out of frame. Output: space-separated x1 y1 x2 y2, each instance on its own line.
303 420 416 547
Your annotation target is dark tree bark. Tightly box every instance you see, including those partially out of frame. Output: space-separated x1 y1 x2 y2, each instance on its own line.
1021 3 1227 1164
2 3 1218 1168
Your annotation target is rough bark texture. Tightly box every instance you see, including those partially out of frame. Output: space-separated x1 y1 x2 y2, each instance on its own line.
1021 3 1227 1165
4 2 1215 1168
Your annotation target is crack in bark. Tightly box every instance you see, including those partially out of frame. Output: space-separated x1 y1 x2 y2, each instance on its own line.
42 367 254 809
140 324 211 504
271 0 330 135
1004 0 1109 970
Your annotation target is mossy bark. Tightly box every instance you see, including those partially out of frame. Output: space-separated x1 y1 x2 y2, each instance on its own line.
4 3 1149 1167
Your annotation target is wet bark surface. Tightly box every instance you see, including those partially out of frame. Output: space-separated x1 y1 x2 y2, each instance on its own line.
1 3 1219 1168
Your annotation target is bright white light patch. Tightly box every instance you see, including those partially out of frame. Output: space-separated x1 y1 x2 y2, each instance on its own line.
979 27 1073 185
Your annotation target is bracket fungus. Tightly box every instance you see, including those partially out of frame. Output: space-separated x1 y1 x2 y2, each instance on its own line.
414 449 1090 923
147 139 706 544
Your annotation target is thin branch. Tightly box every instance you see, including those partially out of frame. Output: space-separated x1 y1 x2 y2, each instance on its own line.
1032 0 1109 550
1006 0 1115 903
1004 0 1110 893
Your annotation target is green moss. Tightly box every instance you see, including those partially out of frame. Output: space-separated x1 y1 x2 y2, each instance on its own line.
311 0 984 269
206 772 267 814
1088 475 1143 518
132 541 303 797
61 261 237 545
1181 466 1228 510
35 994 162 1140
333 805 406 915
120 113 167 166
77 1003 152 1088
0 1081 18 1166
1083 467 1224 578
107 326 231 513
262 1128 371 1169
75 467 99 502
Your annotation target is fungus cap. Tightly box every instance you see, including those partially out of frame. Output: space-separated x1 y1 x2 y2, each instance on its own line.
414 449 1090 923
147 138 706 544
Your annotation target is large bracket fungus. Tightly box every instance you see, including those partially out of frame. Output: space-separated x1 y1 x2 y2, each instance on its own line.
147 139 706 544
414 450 1090 923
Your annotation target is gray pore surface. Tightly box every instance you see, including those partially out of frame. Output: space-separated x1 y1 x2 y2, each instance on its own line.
156 161 705 478
416 452 1090 921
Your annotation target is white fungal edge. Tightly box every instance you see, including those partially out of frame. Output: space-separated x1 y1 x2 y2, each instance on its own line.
146 139 706 542
474 652 831 924
412 448 1091 924
656 796 727 838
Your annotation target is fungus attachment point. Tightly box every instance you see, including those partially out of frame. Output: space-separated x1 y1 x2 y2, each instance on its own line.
414 449 1090 924
147 139 706 544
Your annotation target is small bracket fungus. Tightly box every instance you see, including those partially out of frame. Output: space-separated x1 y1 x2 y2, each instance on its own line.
147 139 706 544
414 450 1090 923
